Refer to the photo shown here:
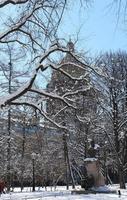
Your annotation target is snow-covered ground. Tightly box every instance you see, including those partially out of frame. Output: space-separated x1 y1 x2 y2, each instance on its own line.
0 185 127 200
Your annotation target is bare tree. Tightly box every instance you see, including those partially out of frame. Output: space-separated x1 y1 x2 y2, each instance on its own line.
96 51 127 189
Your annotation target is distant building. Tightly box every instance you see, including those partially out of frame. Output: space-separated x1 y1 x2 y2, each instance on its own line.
46 41 97 137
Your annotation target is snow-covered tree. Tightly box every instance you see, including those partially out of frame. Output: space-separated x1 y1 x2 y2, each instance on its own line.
96 51 127 188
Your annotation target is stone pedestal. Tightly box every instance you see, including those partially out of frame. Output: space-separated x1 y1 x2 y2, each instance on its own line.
72 157 117 194
84 158 105 188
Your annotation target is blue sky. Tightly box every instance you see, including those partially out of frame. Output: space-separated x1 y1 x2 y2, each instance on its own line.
58 0 127 55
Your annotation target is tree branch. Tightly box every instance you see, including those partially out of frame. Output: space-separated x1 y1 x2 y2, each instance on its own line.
0 0 28 8
30 88 76 109
11 100 68 130
0 5 41 41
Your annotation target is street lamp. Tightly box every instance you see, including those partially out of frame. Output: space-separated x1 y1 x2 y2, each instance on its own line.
31 152 37 192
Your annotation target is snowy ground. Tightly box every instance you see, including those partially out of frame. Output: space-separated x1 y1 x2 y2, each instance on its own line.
0 185 127 200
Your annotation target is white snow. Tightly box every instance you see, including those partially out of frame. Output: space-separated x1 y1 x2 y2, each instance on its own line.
91 185 114 192
84 158 98 162
94 144 100 149
1 185 127 200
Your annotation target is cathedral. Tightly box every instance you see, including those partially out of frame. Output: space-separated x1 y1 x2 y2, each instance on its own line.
46 40 97 127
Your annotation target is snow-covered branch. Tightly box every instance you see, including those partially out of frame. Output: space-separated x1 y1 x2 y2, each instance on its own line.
49 62 88 81
0 4 41 41
0 45 89 108
0 0 28 8
118 118 127 132
30 89 76 109
52 106 68 119
0 70 37 107
63 86 92 97
11 100 68 130
0 43 101 110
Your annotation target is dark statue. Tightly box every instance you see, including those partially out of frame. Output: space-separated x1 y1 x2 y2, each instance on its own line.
88 140 97 158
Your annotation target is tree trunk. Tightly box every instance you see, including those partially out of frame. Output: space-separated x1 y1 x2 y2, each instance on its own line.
63 133 75 189
66 149 75 189
32 159 35 192
20 125 26 191
7 58 12 192
6 109 11 192
118 165 126 189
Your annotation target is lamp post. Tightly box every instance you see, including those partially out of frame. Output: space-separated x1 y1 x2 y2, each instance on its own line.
31 152 37 192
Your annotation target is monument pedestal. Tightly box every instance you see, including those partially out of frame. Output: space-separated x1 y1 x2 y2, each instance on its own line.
72 141 116 194
76 157 116 194
84 158 105 188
